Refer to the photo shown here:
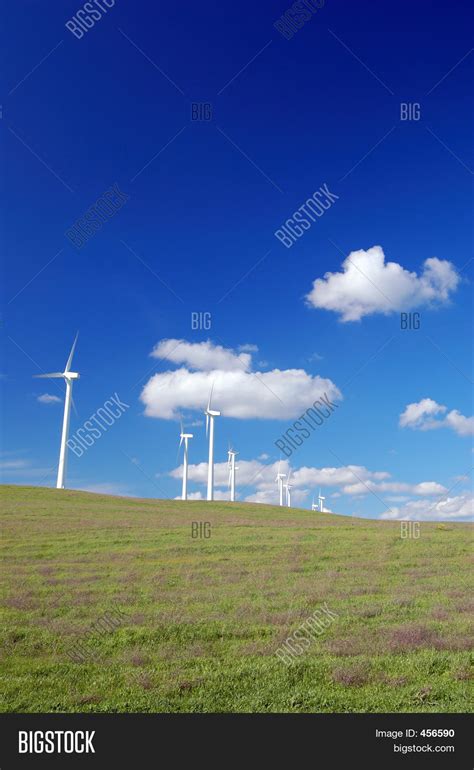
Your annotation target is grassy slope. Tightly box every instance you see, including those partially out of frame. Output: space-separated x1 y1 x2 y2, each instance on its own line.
0 484 472 713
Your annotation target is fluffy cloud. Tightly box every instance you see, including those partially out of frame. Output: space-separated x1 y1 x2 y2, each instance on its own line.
141 339 341 420
305 246 459 321
37 393 62 404
380 494 473 521
400 399 473 436
151 338 251 371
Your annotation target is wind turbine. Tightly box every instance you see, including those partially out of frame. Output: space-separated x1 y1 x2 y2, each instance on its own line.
275 460 286 507
34 333 79 490
178 422 193 500
284 470 293 508
205 384 220 501
227 447 238 502
318 488 325 512
311 496 318 511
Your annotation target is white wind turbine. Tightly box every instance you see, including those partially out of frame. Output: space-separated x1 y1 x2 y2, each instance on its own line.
34 333 79 490
311 496 318 511
227 447 238 502
275 460 286 507
318 488 326 512
178 422 193 501
205 384 220 501
284 470 293 508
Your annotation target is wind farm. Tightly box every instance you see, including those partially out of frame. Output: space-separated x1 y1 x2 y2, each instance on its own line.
34 344 334 510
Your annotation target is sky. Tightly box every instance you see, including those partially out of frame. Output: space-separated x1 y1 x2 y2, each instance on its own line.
1 0 472 520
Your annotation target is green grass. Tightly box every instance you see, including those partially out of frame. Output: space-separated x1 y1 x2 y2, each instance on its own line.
1 484 472 713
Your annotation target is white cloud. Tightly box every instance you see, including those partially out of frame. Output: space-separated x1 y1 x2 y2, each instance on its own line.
305 246 459 322
399 398 446 429
151 338 252 372
341 480 447 497
444 410 474 437
380 494 473 521
37 393 62 404
400 398 473 436
141 339 341 420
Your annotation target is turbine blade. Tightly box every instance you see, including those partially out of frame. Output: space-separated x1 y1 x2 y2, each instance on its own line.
205 412 209 437
208 381 215 412
179 435 183 448
65 332 79 373
33 372 64 378
71 392 78 418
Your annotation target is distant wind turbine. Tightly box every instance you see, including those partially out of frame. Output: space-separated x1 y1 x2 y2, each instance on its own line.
178 422 193 501
284 470 293 508
276 460 286 507
311 496 318 511
227 447 238 502
318 488 326 512
34 333 79 490
205 384 220 501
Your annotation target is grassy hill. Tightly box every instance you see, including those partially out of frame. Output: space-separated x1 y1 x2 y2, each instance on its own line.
0 484 472 713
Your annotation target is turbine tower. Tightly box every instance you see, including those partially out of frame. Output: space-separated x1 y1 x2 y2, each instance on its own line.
205 384 220 501
179 423 193 501
34 333 79 490
318 488 325 512
275 460 286 507
227 447 238 502
284 470 292 508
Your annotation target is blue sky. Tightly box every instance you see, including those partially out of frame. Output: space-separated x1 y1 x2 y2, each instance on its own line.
1 0 472 519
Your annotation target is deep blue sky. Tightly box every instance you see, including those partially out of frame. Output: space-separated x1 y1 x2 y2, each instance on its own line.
1 0 472 518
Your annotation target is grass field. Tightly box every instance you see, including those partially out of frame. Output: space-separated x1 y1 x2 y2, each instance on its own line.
1 484 472 713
